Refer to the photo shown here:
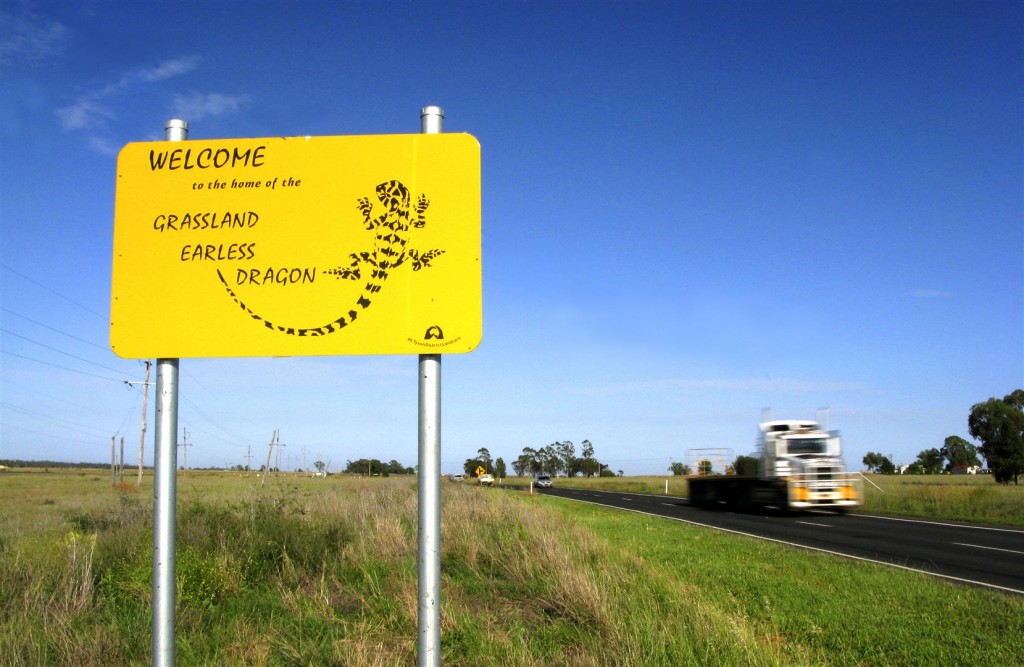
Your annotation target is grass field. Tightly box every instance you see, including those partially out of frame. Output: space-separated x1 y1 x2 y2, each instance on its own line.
1 469 1022 665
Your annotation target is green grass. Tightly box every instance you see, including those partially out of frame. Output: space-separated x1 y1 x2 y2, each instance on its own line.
858 473 1024 526
545 494 1023 666
1 469 1022 665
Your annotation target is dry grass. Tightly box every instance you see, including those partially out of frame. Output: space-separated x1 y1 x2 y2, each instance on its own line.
2 468 1021 665
859 473 1024 525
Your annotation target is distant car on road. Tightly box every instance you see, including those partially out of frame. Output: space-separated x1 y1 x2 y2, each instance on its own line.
478 473 495 486
534 474 553 488
451 474 464 482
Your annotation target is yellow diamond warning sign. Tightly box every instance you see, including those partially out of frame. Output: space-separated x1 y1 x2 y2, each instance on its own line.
111 133 481 358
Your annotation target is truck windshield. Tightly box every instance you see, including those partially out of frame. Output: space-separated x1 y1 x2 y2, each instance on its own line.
785 438 827 455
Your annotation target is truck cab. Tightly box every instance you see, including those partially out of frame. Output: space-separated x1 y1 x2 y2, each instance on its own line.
758 420 860 510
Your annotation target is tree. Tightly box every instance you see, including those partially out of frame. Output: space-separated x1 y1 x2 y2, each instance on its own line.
314 460 327 474
668 462 691 476
862 452 895 474
941 435 981 472
345 458 386 475
555 441 576 477
511 453 529 477
512 446 538 477
476 447 493 472
495 457 506 480
732 455 759 477
913 448 944 475
463 458 485 477
540 444 562 476
969 390 1024 484
697 459 713 475
385 460 413 475
580 440 600 478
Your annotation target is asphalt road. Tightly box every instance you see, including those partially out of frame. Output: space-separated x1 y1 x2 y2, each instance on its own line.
532 486 1024 595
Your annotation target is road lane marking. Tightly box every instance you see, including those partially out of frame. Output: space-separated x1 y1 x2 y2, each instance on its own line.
954 543 1024 556
547 495 1024 596
796 521 831 528
857 514 1024 534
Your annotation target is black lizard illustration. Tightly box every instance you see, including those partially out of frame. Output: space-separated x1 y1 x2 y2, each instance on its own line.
216 179 445 336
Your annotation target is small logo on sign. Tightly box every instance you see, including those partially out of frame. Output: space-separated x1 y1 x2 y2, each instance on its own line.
409 326 460 349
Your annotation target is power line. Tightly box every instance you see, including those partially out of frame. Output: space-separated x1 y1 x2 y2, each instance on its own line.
1 307 110 352
1 402 112 437
0 262 106 321
116 388 143 438
1 422 100 448
1 328 127 375
1 349 123 382
178 392 253 448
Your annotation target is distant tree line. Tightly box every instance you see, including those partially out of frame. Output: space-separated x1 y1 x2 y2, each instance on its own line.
509 440 610 478
343 458 414 476
463 440 614 479
0 459 133 470
865 437 984 476
863 389 1023 484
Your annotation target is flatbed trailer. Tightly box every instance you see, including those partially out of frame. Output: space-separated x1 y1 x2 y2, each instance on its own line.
687 471 862 512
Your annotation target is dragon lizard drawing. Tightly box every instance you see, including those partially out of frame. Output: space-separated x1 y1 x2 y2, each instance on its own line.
216 179 445 336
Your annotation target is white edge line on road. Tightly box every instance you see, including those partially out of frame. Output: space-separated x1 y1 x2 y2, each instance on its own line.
551 495 1024 597
854 513 1024 534
796 521 831 528
954 543 1024 556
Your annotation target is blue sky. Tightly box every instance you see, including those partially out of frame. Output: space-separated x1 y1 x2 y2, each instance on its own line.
1 0 1021 475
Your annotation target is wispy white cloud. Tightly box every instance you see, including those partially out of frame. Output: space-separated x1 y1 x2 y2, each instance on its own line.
55 56 248 153
572 377 870 396
56 56 204 131
55 97 115 130
86 136 120 157
0 7 69 74
173 91 249 121
137 56 201 82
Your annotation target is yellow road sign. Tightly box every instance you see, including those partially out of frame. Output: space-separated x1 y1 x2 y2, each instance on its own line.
475 466 486 477
111 133 481 358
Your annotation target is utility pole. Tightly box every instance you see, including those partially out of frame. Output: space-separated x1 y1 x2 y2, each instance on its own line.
179 428 191 476
119 436 125 483
276 439 286 476
302 445 308 475
245 444 253 477
111 436 116 487
261 430 278 488
124 360 153 488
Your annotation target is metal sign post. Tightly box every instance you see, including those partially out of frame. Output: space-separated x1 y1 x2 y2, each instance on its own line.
417 104 443 667
152 119 185 667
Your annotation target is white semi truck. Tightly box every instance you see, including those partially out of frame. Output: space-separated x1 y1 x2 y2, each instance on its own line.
687 419 863 512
